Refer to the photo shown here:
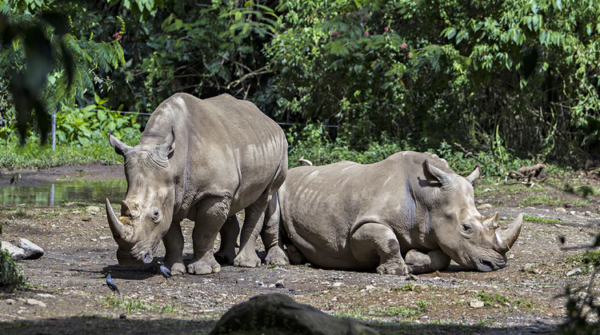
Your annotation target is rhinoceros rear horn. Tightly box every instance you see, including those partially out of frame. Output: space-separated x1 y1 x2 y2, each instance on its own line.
498 214 523 252
157 126 176 159
424 160 453 186
108 132 132 156
466 165 481 183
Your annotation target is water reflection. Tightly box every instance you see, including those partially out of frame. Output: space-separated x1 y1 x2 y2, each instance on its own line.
0 179 127 206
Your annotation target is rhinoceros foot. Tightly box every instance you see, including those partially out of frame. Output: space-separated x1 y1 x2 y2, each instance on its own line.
169 262 186 276
233 249 261 268
187 254 221 275
264 245 289 266
376 261 409 276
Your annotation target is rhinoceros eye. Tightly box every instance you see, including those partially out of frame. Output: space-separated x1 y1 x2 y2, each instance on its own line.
151 208 160 223
462 224 472 232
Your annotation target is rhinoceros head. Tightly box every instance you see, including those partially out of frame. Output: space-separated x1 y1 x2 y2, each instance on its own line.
423 160 522 272
105 128 177 266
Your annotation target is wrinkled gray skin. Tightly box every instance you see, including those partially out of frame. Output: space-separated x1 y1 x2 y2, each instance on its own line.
262 151 522 275
106 93 287 275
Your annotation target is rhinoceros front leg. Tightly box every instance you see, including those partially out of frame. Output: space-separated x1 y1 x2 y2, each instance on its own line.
188 197 229 275
233 194 270 268
405 249 451 274
163 220 186 276
350 223 409 275
214 215 240 265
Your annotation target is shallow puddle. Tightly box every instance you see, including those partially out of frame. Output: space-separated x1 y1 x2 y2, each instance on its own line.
0 179 127 206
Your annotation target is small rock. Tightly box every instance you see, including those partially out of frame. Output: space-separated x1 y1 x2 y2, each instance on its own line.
26 299 46 308
71 211 81 215
567 268 582 277
470 300 484 308
569 211 577 216
275 280 285 288
584 211 592 216
268 284 276 288
365 285 376 291
477 204 493 210
332 282 343 287
91 239 97 242
120 313 127 319
18 238 44 260
86 206 100 215
500 216 508 220
36 294 55 299
82 217 92 222
64 202 76 207
483 188 493 193
5 299 16 305
554 208 567 213
99 236 111 240
407 274 419 281
522 263 538 274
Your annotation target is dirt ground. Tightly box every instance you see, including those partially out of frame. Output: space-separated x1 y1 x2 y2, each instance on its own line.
1 164 599 334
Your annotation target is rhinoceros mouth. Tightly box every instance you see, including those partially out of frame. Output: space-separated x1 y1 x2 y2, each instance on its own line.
477 259 506 272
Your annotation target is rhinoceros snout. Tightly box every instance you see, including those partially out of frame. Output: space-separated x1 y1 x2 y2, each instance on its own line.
478 259 506 272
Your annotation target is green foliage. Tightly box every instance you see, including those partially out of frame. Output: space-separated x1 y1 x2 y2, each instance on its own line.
0 134 138 169
565 250 600 275
0 241 27 290
101 295 177 314
523 215 561 224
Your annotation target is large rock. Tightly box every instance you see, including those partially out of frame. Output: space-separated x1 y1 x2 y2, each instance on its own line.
19 238 44 259
210 293 379 335
1 241 26 261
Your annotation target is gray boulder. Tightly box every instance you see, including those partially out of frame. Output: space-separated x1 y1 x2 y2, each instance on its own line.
1 241 25 261
18 238 44 259
210 293 379 335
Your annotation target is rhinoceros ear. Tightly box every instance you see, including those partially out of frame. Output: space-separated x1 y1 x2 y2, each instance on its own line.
157 126 176 160
108 131 132 156
466 165 481 184
424 160 453 187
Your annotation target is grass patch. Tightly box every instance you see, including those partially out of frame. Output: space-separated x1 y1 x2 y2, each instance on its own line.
101 296 177 314
521 194 565 207
523 215 561 224
475 291 533 309
564 250 600 275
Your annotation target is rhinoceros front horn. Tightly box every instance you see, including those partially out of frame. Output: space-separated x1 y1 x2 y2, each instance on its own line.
106 198 126 239
497 214 523 252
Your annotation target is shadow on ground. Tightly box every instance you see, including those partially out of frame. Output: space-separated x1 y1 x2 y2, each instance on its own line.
0 316 555 335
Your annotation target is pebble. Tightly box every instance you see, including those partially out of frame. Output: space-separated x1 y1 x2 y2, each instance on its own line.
275 280 285 288
470 300 484 308
120 313 127 319
522 263 539 274
365 285 376 291
26 299 46 308
477 204 493 210
407 274 419 281
71 211 81 215
332 282 343 287
569 211 577 216
5 299 16 305
99 236 112 240
82 217 92 222
36 293 55 299
554 208 567 213
584 211 592 216
567 268 582 277
86 206 100 215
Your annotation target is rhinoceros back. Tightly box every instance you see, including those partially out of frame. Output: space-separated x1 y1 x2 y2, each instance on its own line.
142 93 287 216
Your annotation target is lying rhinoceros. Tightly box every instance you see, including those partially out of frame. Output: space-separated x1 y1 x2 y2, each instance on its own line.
262 151 522 274
106 93 287 275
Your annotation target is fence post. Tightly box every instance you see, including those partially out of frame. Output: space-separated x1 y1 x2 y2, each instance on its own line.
51 110 56 150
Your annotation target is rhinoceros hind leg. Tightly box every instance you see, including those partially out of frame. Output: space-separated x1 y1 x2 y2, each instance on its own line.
351 223 408 276
405 249 451 274
265 246 289 265
214 216 240 265
163 221 186 276
233 196 270 268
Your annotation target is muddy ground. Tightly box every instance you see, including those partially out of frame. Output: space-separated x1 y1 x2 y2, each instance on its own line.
1 164 599 334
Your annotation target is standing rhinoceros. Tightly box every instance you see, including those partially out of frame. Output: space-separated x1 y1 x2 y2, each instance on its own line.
106 93 287 275
262 151 522 275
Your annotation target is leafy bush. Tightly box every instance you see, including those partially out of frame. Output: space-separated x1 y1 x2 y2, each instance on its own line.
0 241 27 290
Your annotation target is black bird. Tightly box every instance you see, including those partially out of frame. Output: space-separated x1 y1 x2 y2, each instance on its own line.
106 272 120 297
158 262 172 285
